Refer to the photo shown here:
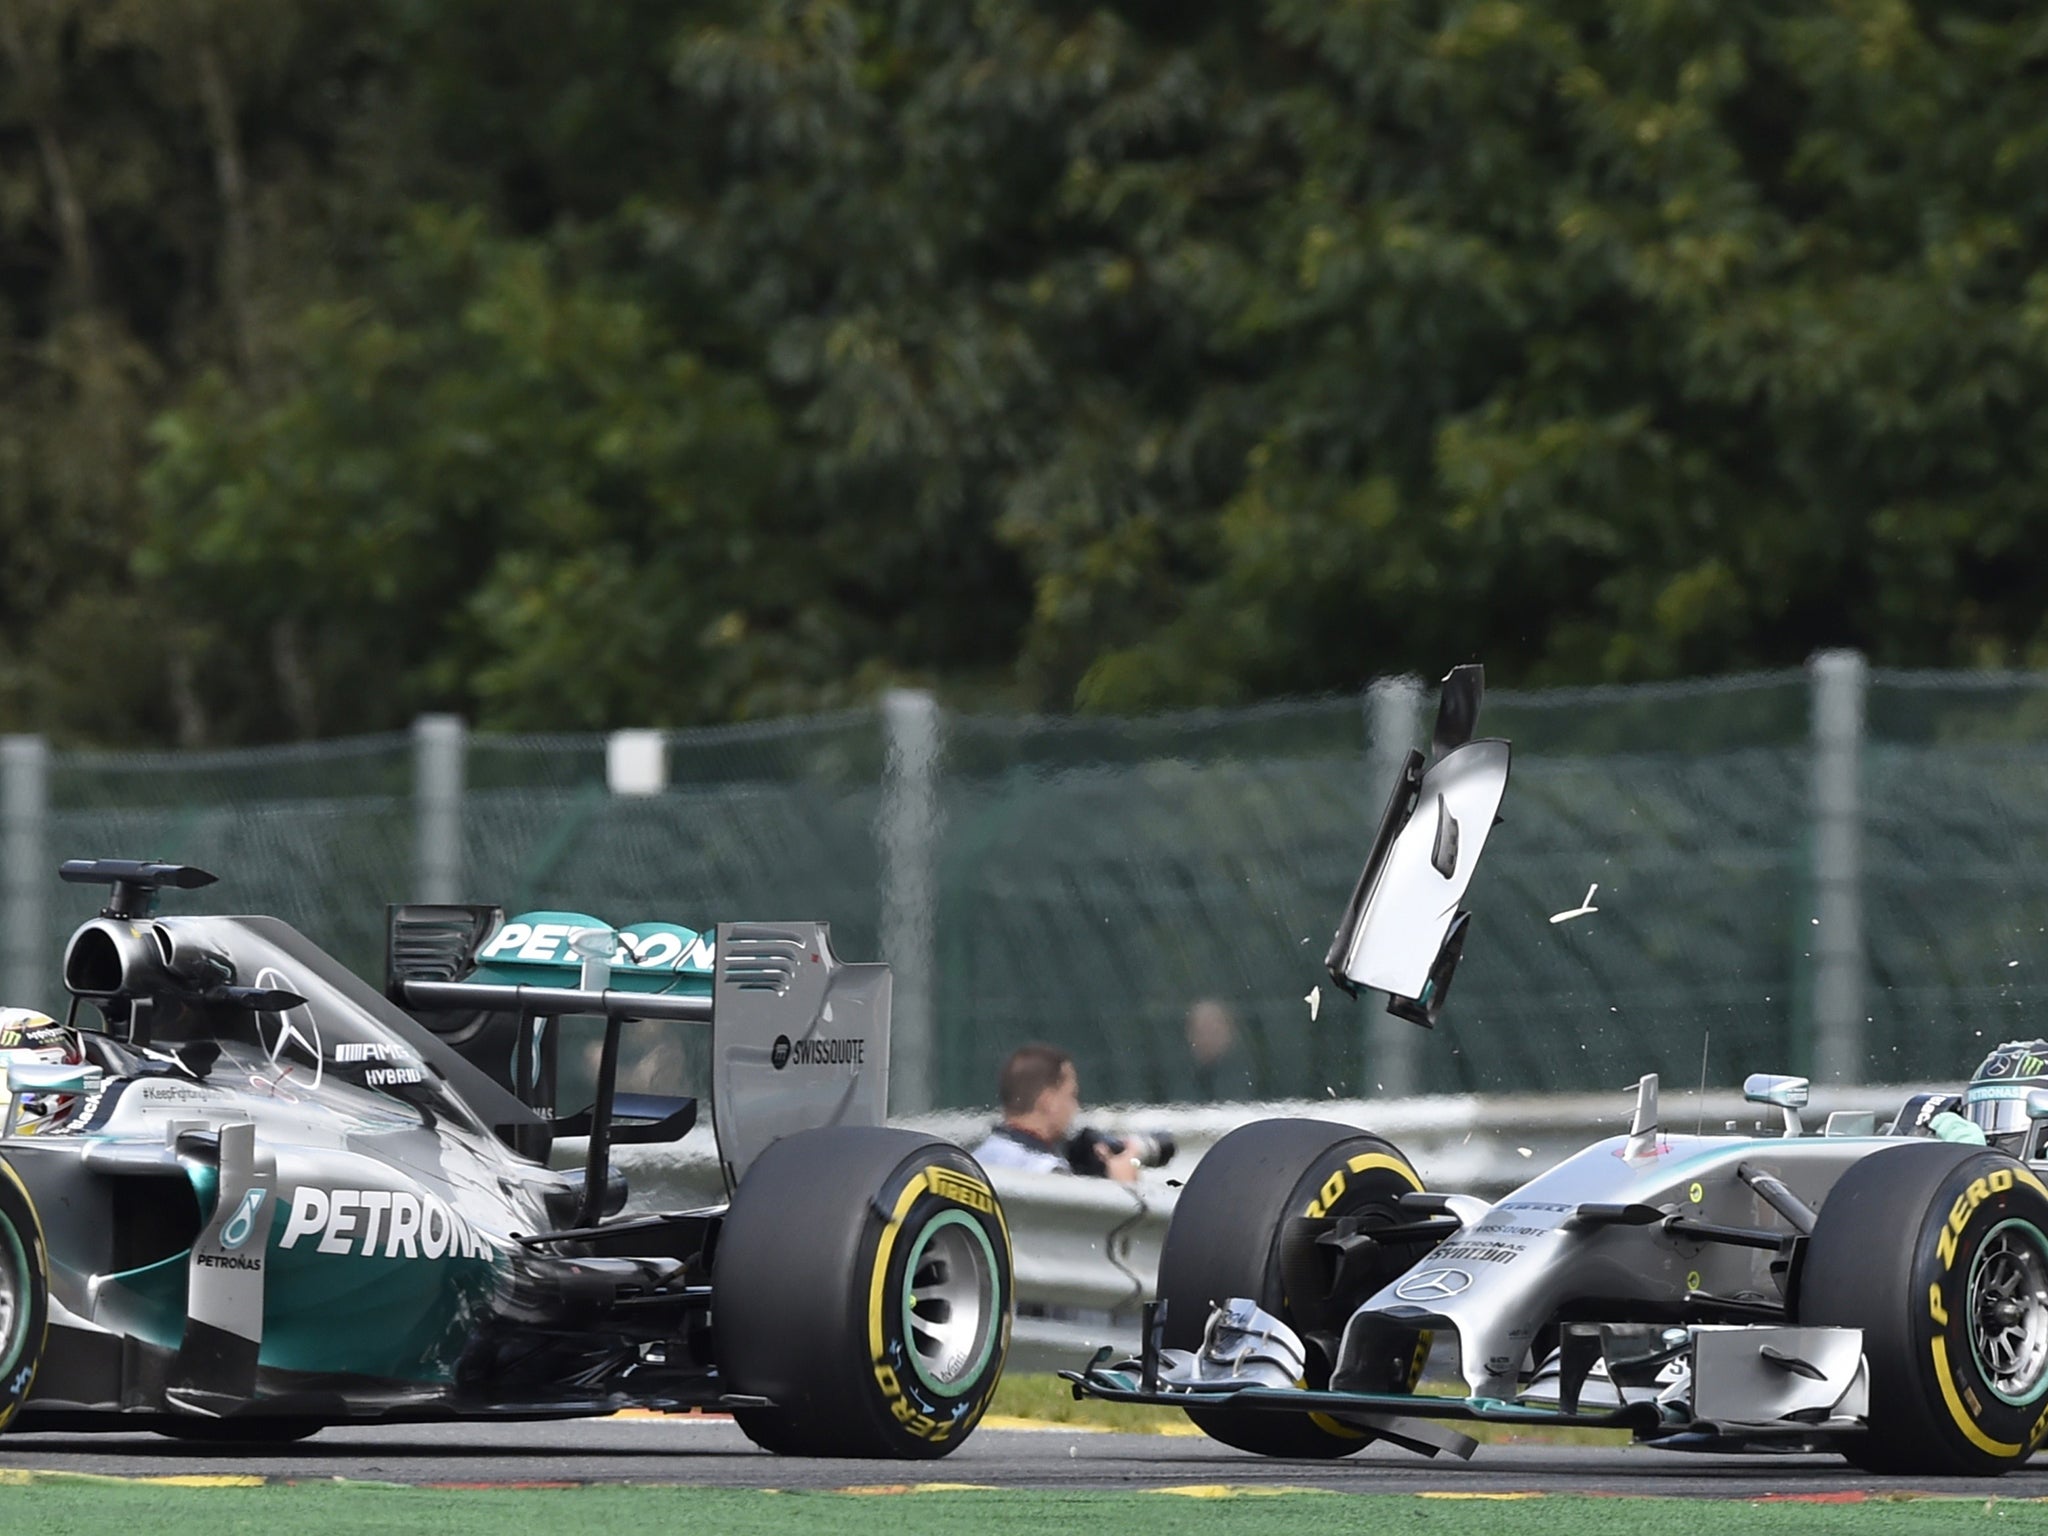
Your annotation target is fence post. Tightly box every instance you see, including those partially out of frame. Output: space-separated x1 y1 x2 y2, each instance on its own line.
1363 677 1425 1097
1810 650 1867 1084
413 714 467 904
879 689 941 1116
1 736 48 1004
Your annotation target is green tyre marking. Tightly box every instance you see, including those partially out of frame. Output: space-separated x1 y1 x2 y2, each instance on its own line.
897 1208 1001 1399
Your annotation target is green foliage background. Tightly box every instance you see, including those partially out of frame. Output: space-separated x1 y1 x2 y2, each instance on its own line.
7 0 2048 745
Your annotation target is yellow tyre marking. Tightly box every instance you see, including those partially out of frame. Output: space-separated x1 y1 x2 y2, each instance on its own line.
867 1173 931 1364
1346 1151 1422 1189
1302 1152 1422 1219
1923 1163 2048 1460
1932 1338 2021 1458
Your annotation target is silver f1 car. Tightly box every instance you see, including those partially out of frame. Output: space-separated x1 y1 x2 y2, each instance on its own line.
0 860 1012 1455
1071 666 2048 1477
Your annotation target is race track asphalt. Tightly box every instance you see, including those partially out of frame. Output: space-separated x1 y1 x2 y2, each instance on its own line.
5 1417 2048 1498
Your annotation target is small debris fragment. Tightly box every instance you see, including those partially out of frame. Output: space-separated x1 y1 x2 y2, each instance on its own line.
1549 883 1600 925
1517 1147 1534 1158
1305 984 1322 1022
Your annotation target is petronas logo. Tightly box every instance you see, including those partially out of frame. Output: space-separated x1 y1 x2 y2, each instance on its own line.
221 1189 268 1250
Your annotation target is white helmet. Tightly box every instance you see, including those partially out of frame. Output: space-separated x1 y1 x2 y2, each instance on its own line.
0 1008 84 1134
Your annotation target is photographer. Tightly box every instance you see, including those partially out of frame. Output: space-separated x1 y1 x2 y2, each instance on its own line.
972 1044 1142 1184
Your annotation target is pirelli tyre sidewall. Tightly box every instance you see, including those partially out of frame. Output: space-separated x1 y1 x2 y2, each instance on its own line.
1800 1142 2048 1475
0 1160 48 1429
714 1127 1012 1458
1156 1118 1434 1459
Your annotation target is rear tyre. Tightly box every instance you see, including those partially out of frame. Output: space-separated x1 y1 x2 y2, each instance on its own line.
1156 1118 1435 1458
715 1127 1012 1458
1799 1141 2048 1476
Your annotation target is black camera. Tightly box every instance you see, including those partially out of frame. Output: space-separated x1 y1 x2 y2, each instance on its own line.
1065 1127 1178 1176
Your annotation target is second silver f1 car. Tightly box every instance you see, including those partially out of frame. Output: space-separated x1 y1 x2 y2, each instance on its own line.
1071 666 2048 1477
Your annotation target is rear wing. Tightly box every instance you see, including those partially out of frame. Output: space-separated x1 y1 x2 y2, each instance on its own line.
1325 665 1511 1027
392 919 890 1210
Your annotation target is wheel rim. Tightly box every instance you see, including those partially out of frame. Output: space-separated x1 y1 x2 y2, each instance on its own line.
1967 1219 2048 1406
898 1210 999 1398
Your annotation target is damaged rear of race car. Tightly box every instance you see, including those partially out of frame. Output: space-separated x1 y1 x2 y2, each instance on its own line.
1071 665 2048 1477
0 861 1012 1458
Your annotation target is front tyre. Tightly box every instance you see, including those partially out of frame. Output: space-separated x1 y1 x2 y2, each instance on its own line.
0 1161 47 1430
1156 1118 1435 1458
1800 1141 2048 1475
714 1128 1012 1458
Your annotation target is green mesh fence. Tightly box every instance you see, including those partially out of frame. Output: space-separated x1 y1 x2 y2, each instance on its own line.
932 676 1816 1106
460 714 884 968
15 667 2048 1110
46 737 417 981
1861 672 2048 1085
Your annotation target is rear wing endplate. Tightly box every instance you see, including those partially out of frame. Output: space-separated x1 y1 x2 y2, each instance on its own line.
395 920 891 1206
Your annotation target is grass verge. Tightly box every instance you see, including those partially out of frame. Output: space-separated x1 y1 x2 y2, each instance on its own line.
0 1481 2037 1536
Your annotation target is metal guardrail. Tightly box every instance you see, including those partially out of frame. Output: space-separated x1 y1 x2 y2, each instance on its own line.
569 1080 1931 1373
985 1169 1173 1374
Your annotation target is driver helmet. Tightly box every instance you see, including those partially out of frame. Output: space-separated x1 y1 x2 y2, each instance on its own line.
0 1007 84 1135
1963 1038 2048 1156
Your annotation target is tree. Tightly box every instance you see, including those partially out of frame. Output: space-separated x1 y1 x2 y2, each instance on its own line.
10 1 2048 744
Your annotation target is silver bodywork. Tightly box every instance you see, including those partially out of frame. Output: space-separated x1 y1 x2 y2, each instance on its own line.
1335 1122 1881 1441
1096 1112 1887 1450
1340 1129 1869 1401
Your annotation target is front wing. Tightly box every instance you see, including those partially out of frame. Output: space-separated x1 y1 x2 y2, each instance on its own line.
1065 1313 1870 1458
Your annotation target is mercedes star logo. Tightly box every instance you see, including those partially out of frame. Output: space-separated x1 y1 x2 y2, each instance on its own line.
1393 1267 1474 1301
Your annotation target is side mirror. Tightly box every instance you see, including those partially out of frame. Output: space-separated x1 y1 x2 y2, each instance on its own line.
6 1062 98 1095
1744 1073 1809 1138
1743 1073 1809 1108
2026 1088 2048 1123
3 1061 102 1139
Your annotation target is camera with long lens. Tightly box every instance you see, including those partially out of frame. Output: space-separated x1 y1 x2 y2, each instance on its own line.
1065 1126 1178 1176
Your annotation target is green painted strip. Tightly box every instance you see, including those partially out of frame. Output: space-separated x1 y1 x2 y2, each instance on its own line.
0 1480 2039 1536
